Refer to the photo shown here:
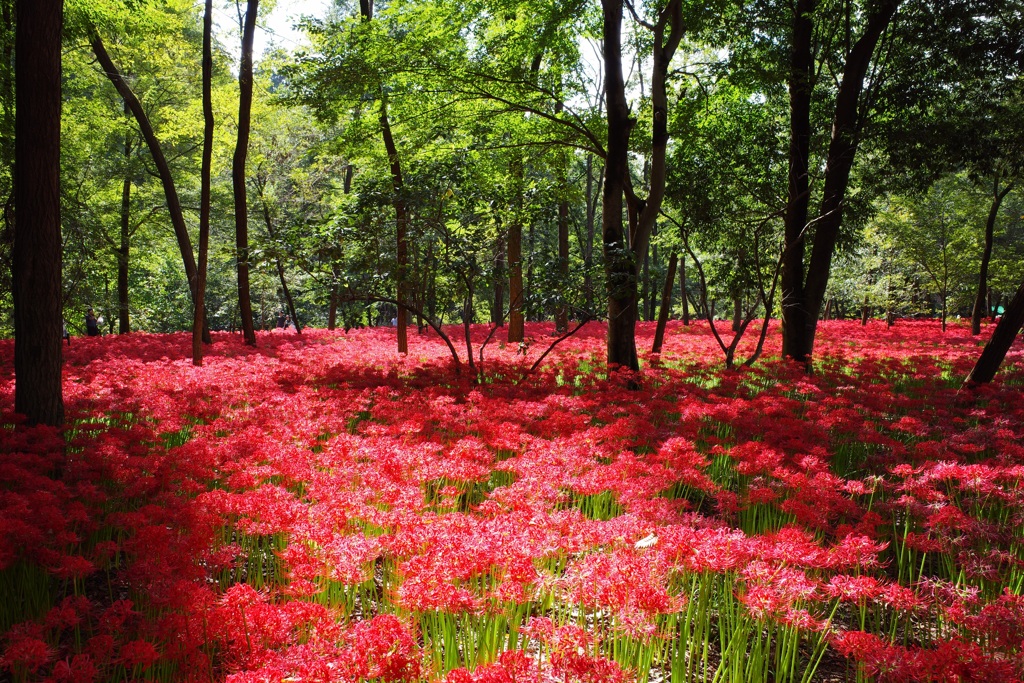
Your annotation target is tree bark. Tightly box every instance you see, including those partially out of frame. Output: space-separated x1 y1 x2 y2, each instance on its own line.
258 193 301 334
680 251 689 325
799 0 900 357
965 278 1024 385
492 240 505 326
193 0 214 365
13 0 64 426
378 98 409 352
652 252 678 354
233 0 259 346
118 124 131 334
90 29 211 344
602 0 683 371
972 177 1014 334
508 159 525 342
780 0 815 363
602 0 638 370
555 190 570 332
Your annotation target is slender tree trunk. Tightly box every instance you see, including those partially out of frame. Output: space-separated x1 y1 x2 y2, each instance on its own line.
652 252 678 354
378 99 408 352
259 194 301 334
360 0 407 352
13 0 64 426
780 0 815 363
680 251 689 325
965 277 1024 385
861 294 870 325
492 239 505 326
972 177 1014 334
328 276 339 330
508 163 525 342
90 30 211 344
118 126 131 334
583 155 601 314
555 192 570 332
192 0 214 365
233 0 259 346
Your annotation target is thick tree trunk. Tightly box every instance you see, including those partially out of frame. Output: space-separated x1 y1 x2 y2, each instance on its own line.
91 30 211 345
602 0 638 370
601 0 683 372
965 278 1024 385
972 178 1014 334
652 252 678 354
13 0 64 426
233 0 259 346
780 0 815 363
800 0 899 356
193 0 214 365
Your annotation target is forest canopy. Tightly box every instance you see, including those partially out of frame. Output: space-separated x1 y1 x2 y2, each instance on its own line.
0 0 1022 370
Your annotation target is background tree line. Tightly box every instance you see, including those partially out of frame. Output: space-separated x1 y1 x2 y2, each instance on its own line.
5 0 1024 424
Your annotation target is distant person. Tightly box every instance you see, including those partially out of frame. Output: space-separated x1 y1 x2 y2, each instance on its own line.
62 321 70 346
85 308 100 337
276 311 286 328
284 314 295 330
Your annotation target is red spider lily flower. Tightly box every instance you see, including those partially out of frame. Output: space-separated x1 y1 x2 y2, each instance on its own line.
118 640 160 670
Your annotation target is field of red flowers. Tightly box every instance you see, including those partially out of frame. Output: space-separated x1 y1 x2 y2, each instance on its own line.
2 320 1023 683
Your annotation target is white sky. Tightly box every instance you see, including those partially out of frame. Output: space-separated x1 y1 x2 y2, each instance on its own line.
213 0 331 60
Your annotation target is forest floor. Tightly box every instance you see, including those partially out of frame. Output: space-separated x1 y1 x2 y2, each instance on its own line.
1 320 1023 683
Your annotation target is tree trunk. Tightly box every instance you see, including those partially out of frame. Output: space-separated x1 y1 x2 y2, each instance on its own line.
379 99 408 352
602 0 638 370
90 29 211 345
555 194 570 332
583 154 601 314
602 0 683 372
652 252 678 354
780 0 815 363
233 0 259 346
972 178 1014 334
328 282 338 330
492 240 505 326
118 129 131 334
680 251 689 325
965 278 1024 385
192 0 214 365
259 195 301 334
799 0 899 356
508 192 525 342
13 0 64 426
861 294 869 325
